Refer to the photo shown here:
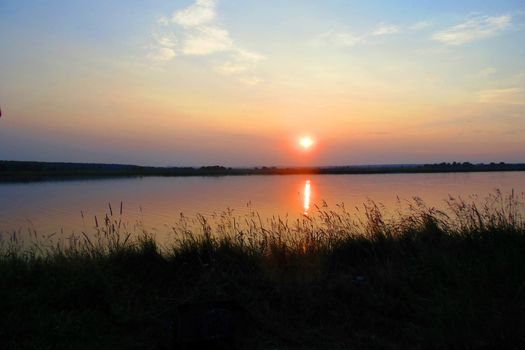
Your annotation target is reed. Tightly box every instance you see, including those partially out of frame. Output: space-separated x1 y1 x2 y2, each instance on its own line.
1 191 524 349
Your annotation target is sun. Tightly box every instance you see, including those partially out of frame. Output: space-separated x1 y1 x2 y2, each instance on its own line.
299 136 314 149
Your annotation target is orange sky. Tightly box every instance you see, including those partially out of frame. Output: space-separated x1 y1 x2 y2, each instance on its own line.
0 0 524 166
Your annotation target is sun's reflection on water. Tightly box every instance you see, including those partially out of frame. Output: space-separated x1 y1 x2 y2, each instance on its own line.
303 179 311 215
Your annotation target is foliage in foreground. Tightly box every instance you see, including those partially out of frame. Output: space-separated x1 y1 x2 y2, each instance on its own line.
1 191 525 349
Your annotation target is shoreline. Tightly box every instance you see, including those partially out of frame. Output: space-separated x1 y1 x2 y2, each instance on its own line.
2 160 525 182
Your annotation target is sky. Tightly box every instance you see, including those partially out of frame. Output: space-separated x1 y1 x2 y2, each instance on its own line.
1 0 525 167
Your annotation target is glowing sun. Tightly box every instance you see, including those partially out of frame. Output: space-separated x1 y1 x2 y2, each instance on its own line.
299 136 314 149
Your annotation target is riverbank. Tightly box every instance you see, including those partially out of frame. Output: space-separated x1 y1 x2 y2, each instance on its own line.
1 193 525 349
2 160 525 182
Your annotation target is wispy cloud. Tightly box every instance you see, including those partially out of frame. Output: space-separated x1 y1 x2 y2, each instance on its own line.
147 47 176 62
479 67 497 77
372 23 400 36
234 49 265 64
314 30 362 47
171 0 231 56
153 32 177 48
148 0 265 85
409 21 431 30
182 25 232 55
238 76 262 86
157 16 170 26
215 61 248 75
147 32 177 61
172 0 216 28
432 14 511 45
315 21 405 48
477 87 523 104
215 49 266 78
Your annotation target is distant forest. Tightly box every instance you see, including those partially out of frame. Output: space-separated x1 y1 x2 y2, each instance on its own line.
0 160 524 182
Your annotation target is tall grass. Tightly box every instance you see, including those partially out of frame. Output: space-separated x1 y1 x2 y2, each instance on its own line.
1 191 525 349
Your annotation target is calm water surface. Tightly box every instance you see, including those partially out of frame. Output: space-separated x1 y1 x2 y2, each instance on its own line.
1 172 524 240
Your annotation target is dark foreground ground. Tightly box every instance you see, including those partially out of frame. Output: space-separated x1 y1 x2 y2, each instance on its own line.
1 194 525 349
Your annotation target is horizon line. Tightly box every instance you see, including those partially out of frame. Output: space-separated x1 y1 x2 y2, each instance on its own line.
1 159 522 169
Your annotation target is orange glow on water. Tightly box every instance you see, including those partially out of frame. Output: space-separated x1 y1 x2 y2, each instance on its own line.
303 179 311 215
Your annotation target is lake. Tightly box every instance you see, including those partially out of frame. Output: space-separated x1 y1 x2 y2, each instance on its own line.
1 172 524 242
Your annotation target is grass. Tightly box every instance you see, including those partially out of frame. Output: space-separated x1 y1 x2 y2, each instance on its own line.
1 191 525 349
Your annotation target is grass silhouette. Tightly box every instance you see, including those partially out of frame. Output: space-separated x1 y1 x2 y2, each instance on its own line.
1 191 525 349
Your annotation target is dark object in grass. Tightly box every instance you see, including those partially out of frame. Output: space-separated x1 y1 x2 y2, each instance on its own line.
173 301 242 350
